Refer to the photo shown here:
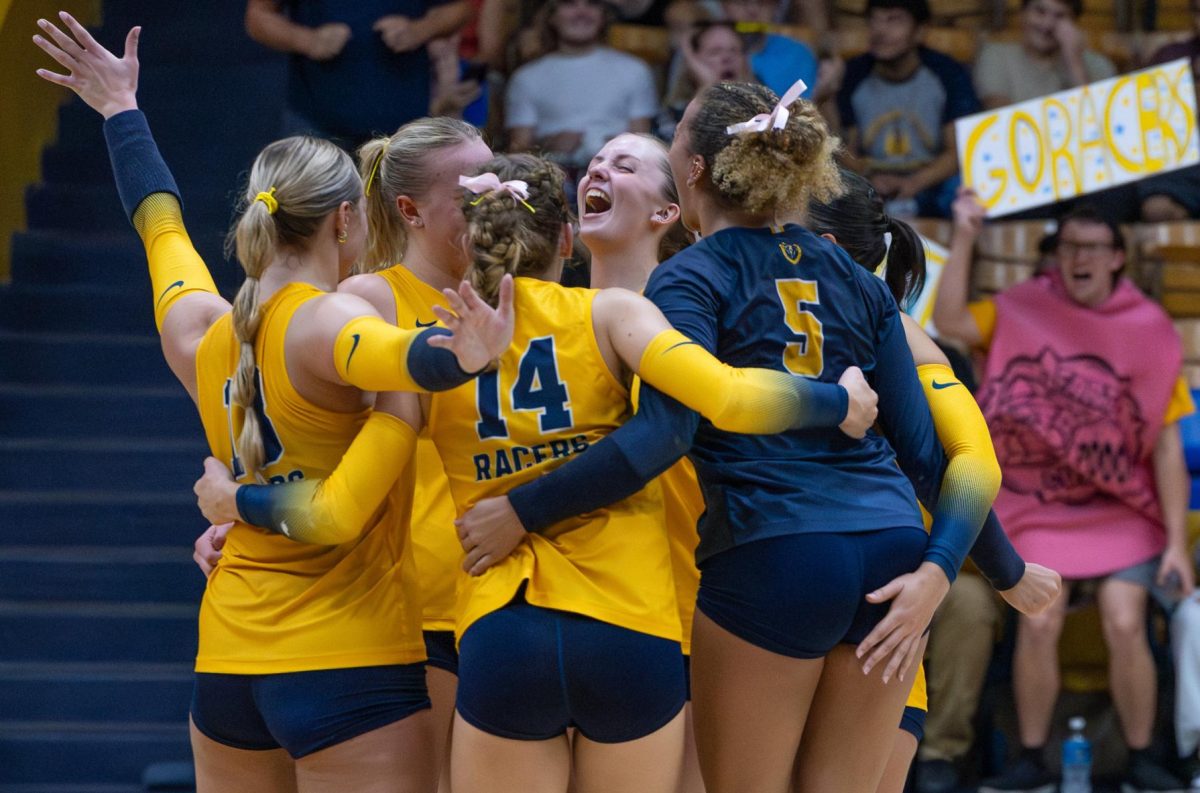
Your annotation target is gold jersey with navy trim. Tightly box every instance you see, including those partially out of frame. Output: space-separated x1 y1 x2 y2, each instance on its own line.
426 278 679 643
377 265 462 632
193 282 425 674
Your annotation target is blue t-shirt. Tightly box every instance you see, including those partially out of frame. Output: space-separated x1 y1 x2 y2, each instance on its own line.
750 34 818 100
286 0 450 141
645 224 931 562
836 46 979 172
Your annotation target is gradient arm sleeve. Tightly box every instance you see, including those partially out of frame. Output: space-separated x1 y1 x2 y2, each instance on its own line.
236 411 418 544
508 385 699 533
637 329 848 434
918 363 1009 586
333 317 478 392
875 314 990 583
103 110 218 331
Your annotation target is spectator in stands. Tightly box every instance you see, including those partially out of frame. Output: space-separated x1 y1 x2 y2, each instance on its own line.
657 21 754 140
720 0 841 103
933 192 1196 793
245 0 472 146
1136 0 1200 222
505 0 658 171
836 0 979 218
973 0 1115 109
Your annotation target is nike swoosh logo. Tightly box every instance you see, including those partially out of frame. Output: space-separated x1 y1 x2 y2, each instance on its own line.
415 319 438 328
345 333 361 369
156 280 185 307
931 380 960 390
664 340 701 354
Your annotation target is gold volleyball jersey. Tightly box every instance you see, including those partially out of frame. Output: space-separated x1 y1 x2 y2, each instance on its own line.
193 282 425 674
427 278 679 642
630 377 705 655
378 265 461 632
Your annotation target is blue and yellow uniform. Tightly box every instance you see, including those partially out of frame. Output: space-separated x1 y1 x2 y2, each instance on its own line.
645 224 996 658
428 278 685 742
376 265 463 671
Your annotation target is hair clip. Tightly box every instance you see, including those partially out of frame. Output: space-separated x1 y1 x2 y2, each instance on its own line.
459 173 537 214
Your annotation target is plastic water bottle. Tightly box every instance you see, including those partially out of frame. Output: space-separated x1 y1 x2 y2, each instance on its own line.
1061 716 1092 793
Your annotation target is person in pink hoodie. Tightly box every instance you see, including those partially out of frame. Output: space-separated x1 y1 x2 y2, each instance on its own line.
933 192 1196 793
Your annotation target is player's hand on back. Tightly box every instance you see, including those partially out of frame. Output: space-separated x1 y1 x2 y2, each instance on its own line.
33 11 139 118
429 275 515 374
837 366 878 439
193 522 233 578
193 457 241 527
456 496 528 577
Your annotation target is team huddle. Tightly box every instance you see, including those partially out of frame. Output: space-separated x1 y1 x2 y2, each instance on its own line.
33 10 1063 793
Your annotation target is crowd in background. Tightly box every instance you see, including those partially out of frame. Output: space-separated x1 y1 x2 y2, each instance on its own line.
236 1 1200 792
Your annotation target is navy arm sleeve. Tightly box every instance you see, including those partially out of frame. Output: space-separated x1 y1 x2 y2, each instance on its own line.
103 110 182 222
508 385 698 532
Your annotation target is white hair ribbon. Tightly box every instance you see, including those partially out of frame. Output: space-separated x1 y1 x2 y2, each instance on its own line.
725 78 808 136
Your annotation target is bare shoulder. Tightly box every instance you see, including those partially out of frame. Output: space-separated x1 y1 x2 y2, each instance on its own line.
901 313 950 367
339 272 396 316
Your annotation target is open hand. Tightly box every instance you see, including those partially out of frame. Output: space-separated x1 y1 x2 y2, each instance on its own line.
857 562 950 683
33 11 139 118
428 275 515 373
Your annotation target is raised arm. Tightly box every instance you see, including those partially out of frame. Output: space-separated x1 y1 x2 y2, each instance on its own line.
931 189 986 347
34 14 228 400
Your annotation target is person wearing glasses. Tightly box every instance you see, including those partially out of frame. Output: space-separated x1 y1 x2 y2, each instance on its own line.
933 192 1196 793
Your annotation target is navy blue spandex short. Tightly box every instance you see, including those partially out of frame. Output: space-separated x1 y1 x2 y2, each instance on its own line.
423 630 459 675
900 705 926 741
696 527 928 659
455 594 686 743
191 663 429 758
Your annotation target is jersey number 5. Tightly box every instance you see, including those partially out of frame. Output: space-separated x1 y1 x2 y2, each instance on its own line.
775 279 824 378
476 336 574 440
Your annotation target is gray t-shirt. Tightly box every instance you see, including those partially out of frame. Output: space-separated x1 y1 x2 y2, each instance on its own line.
505 47 659 166
973 40 1116 105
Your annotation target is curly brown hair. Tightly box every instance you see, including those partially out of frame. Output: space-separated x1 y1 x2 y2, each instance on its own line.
462 154 574 306
683 82 843 215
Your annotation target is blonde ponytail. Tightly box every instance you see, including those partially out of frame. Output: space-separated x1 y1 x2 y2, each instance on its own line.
224 135 362 480
357 117 483 273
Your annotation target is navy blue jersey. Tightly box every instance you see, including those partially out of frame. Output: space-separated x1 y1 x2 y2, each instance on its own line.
645 224 930 562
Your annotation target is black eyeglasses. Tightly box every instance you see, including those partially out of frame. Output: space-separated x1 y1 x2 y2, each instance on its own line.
1057 240 1116 258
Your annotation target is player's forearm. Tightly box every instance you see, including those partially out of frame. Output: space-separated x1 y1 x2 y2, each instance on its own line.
333 317 478 393
636 329 848 434
237 411 417 544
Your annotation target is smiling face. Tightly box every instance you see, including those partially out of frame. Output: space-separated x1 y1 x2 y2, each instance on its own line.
578 134 677 248
1055 218 1124 307
408 137 494 274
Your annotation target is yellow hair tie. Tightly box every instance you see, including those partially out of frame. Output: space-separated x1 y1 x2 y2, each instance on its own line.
364 149 386 197
255 187 279 215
